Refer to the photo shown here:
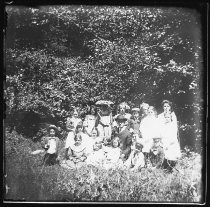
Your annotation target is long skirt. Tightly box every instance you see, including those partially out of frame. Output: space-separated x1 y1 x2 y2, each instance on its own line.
97 124 112 139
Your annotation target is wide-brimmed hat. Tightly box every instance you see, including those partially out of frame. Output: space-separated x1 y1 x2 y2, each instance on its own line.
131 108 140 112
48 124 57 131
115 114 127 122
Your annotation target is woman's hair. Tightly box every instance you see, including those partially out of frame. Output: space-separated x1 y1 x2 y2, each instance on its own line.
161 100 174 112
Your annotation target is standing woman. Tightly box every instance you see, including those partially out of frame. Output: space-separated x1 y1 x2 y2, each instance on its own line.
158 100 181 172
66 107 82 133
139 106 160 166
83 106 97 137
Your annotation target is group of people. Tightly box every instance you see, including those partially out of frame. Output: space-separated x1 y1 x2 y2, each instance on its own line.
40 100 181 173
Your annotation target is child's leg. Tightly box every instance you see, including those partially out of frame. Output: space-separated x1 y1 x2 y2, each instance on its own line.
43 153 50 166
50 154 58 165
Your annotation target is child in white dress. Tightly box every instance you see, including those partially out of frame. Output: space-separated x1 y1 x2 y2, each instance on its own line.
86 143 106 167
42 125 61 166
103 137 121 169
61 133 87 169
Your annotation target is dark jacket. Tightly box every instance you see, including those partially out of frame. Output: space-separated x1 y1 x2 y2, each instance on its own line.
118 127 132 159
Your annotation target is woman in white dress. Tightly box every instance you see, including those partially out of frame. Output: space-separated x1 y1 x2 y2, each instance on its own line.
158 100 181 172
83 106 97 137
139 106 160 166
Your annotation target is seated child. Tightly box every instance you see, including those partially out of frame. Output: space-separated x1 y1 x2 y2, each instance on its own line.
86 142 106 167
86 127 103 155
103 137 121 169
123 133 145 171
41 125 61 166
149 137 165 169
61 133 87 169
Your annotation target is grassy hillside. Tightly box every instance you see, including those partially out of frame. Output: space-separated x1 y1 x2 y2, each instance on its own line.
4 130 203 203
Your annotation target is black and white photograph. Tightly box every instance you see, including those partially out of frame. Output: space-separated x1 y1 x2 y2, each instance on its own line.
3 3 207 203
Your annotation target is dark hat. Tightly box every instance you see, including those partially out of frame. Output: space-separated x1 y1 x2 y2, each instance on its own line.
135 142 143 151
115 115 127 122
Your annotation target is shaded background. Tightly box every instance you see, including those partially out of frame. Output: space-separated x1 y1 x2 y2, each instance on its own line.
4 6 206 153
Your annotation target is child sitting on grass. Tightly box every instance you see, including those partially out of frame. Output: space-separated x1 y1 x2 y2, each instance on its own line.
61 133 87 169
124 142 145 172
103 137 121 169
86 142 106 167
149 137 165 169
86 127 103 155
123 132 145 171
41 125 61 166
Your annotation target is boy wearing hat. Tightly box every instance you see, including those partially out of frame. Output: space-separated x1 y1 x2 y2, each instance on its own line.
149 137 165 169
42 125 61 166
124 141 145 171
115 115 132 162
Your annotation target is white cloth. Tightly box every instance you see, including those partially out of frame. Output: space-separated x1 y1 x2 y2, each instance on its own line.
47 138 57 154
65 131 75 149
140 116 161 153
103 147 121 169
158 112 181 160
86 149 106 166
97 114 112 138
84 115 96 135
124 150 145 170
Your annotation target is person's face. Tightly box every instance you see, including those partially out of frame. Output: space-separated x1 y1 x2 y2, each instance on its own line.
112 139 119 148
77 127 83 133
49 129 56 136
91 130 97 138
165 114 171 123
143 106 149 115
101 105 108 111
133 111 139 119
73 110 78 118
132 133 139 142
118 120 125 128
119 106 125 114
75 135 82 146
163 103 171 113
93 143 101 151
148 108 155 117
91 108 95 115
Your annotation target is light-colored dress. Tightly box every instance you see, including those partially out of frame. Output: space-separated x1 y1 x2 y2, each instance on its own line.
103 146 121 169
84 115 96 136
139 116 160 153
97 111 113 138
124 146 145 170
158 112 181 161
86 148 106 167
62 142 87 169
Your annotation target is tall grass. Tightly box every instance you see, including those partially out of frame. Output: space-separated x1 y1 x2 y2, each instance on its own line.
4 131 203 203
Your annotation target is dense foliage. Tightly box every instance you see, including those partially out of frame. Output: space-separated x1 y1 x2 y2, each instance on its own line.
4 6 205 152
